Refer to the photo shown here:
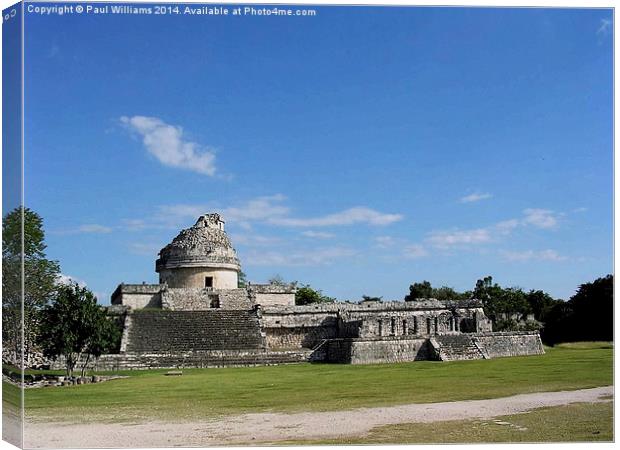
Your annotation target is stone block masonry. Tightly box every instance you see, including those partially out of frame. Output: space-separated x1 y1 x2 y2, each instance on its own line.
472 331 544 358
325 337 433 364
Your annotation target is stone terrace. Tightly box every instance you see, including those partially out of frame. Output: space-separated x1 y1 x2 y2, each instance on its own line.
125 310 266 353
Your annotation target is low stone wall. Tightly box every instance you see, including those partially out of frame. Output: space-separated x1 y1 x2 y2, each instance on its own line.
472 331 544 358
325 337 433 364
49 350 314 371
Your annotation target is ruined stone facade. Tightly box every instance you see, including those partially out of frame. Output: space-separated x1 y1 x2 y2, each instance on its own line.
104 213 544 369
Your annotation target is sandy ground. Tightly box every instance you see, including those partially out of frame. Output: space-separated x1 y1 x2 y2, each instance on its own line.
18 385 613 448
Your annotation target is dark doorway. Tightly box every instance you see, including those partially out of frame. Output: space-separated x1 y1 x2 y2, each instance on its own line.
205 276 214 288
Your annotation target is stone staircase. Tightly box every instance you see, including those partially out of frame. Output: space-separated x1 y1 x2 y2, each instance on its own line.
431 334 486 361
125 310 265 354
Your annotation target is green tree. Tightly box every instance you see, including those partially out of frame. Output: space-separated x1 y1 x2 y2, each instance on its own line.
295 285 335 306
404 280 433 301
473 276 534 331
526 289 559 321
432 286 470 301
568 274 613 342
2 207 60 366
39 283 120 377
237 270 248 288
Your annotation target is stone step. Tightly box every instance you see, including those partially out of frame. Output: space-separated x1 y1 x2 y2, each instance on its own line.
125 310 265 353
432 334 485 361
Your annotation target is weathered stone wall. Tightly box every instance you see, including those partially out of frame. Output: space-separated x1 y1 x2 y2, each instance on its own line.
472 332 544 358
111 284 164 309
158 266 238 290
161 288 252 310
265 325 338 349
260 301 492 350
325 337 433 364
250 284 296 307
261 307 340 349
255 292 295 307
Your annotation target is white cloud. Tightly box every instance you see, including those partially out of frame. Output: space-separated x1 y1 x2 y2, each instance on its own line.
495 219 520 234
597 18 612 36
224 194 290 222
374 236 396 248
403 244 429 259
270 207 403 227
77 224 113 234
56 274 87 287
229 234 282 246
572 207 588 213
121 219 148 231
501 249 568 262
301 231 335 239
52 224 113 235
152 196 401 231
243 247 356 267
427 228 492 248
120 115 217 176
522 208 558 229
459 192 492 203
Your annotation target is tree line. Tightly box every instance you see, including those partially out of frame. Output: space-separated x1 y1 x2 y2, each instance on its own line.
3 207 120 377
404 275 613 344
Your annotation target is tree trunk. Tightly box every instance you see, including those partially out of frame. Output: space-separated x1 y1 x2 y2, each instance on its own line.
81 353 91 378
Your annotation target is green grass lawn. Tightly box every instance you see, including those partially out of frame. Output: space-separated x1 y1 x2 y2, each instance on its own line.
277 401 613 445
14 342 613 424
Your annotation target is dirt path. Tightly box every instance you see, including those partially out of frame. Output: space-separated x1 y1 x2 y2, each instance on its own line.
23 386 613 448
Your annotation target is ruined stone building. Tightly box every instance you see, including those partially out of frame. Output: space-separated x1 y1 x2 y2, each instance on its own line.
93 213 544 369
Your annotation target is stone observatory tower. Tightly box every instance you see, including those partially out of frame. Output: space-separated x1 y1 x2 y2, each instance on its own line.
156 213 240 290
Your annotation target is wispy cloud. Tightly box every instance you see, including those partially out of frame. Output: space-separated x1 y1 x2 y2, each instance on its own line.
229 233 282 246
427 228 492 248
77 224 113 234
243 247 357 267
121 219 148 231
501 249 568 262
120 115 217 176
597 18 612 36
52 223 113 235
424 208 559 249
459 192 492 203
47 44 59 58
270 206 403 227
522 208 558 229
374 236 396 248
153 195 402 230
301 231 335 239
403 244 429 259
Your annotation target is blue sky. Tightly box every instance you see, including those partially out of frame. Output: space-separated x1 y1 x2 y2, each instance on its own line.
20 4 613 303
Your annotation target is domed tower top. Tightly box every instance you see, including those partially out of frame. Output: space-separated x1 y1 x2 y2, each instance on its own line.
156 214 240 290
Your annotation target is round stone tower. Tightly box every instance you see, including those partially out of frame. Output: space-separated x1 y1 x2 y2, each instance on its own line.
155 213 240 290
